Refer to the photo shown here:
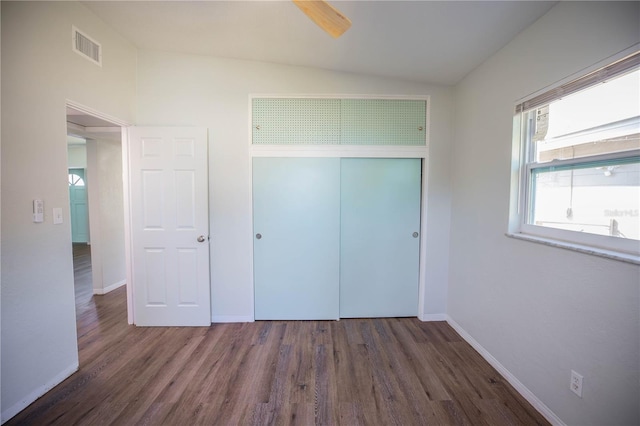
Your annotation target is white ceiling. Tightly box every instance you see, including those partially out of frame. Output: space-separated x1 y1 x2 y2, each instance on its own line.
82 0 557 86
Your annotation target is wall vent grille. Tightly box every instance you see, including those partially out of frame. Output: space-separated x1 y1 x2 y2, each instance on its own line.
72 26 102 66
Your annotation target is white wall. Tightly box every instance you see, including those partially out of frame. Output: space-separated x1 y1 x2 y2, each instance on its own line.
0 2 136 421
136 51 453 322
86 138 126 295
67 144 87 169
449 2 639 425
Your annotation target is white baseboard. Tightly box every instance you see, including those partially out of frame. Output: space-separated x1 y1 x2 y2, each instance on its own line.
1 362 79 424
446 316 565 426
419 313 447 321
93 279 126 295
211 315 254 323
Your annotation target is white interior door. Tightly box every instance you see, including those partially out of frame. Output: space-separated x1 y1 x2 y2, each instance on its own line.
128 127 211 326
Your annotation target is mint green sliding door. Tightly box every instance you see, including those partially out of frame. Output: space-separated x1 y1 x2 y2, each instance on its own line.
340 158 421 317
253 158 341 320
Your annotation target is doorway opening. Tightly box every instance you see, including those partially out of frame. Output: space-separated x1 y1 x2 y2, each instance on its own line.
66 104 127 341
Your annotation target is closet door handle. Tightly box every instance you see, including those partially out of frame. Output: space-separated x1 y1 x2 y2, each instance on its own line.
256 233 262 240
412 232 419 238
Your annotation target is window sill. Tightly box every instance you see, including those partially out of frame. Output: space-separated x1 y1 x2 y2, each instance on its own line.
505 232 640 265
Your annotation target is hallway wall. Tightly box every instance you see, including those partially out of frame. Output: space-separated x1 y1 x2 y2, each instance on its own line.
1 2 136 420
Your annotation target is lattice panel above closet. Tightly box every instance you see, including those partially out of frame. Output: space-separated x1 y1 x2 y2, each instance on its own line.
340 99 426 146
252 98 341 144
252 98 427 146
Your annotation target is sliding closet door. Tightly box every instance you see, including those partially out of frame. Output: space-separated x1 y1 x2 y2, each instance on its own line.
340 158 421 318
253 158 341 320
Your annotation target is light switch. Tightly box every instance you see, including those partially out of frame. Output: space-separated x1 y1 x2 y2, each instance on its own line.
53 208 63 225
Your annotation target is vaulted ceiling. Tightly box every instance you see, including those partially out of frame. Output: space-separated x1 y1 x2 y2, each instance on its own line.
83 1 557 85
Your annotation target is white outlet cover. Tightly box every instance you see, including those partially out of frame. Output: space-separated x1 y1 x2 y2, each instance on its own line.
570 370 583 398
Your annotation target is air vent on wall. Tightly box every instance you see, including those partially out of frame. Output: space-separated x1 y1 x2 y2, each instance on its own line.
72 26 102 66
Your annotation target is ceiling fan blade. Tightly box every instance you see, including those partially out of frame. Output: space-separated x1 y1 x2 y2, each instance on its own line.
292 0 352 38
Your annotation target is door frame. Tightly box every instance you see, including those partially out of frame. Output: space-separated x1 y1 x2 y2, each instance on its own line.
66 100 133 322
248 94 431 321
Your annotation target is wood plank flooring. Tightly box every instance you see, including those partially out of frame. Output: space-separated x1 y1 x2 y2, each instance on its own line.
73 243 95 316
7 244 549 425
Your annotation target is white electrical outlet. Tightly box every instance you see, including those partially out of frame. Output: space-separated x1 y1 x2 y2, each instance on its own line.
570 370 583 397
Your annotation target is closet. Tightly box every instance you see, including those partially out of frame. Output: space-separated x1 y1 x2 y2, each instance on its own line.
252 97 427 320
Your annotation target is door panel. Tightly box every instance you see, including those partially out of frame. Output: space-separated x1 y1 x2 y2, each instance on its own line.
340 158 421 318
253 157 340 320
129 127 210 326
69 168 89 243
340 99 427 146
252 98 341 145
144 248 167 304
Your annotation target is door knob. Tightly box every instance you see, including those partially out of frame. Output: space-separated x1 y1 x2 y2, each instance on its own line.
256 233 262 240
197 235 206 242
412 232 419 238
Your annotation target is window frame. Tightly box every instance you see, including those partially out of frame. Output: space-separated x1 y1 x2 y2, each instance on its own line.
510 51 640 263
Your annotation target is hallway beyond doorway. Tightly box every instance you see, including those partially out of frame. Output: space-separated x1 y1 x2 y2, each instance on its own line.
73 243 94 316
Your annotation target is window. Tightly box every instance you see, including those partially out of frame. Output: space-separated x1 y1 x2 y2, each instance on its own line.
69 172 85 187
513 52 640 259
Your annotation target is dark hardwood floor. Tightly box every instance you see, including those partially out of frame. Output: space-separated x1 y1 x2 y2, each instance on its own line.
7 244 549 425
73 243 95 316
